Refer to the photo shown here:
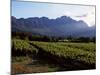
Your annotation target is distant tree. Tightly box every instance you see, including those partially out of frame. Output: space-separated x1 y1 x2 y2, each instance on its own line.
92 37 96 43
78 37 90 43
67 35 72 40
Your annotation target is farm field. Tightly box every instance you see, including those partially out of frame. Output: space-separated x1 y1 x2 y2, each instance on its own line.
12 39 96 75
11 1 96 75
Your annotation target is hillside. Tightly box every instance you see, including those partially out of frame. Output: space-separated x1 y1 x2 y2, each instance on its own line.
11 16 95 37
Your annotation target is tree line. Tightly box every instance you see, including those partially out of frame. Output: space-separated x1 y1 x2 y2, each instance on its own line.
12 32 96 43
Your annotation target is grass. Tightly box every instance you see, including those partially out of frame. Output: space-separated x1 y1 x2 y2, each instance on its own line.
12 39 96 74
12 39 38 52
31 41 95 65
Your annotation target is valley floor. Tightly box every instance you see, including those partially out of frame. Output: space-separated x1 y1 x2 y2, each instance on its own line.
11 40 96 75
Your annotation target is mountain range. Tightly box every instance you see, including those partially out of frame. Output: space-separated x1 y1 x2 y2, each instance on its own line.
11 16 96 38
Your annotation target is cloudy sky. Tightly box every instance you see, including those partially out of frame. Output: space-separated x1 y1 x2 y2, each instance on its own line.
12 1 95 27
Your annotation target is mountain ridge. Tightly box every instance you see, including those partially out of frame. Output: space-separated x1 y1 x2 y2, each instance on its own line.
11 16 95 37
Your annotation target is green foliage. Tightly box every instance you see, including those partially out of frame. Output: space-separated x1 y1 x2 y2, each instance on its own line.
76 37 91 43
12 39 95 65
12 39 37 51
12 39 38 55
12 32 96 43
31 41 95 65
12 56 31 62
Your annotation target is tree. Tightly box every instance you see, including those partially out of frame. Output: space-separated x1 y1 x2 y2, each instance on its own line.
78 37 90 43
92 37 96 43
67 35 72 40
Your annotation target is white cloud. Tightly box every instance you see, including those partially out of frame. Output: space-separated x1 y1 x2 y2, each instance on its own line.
63 7 95 27
63 11 76 17
77 8 95 27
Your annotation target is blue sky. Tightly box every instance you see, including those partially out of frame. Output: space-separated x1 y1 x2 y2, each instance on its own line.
12 1 95 26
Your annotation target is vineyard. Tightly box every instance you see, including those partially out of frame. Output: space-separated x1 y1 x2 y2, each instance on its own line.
31 41 95 65
12 39 38 57
12 39 96 74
